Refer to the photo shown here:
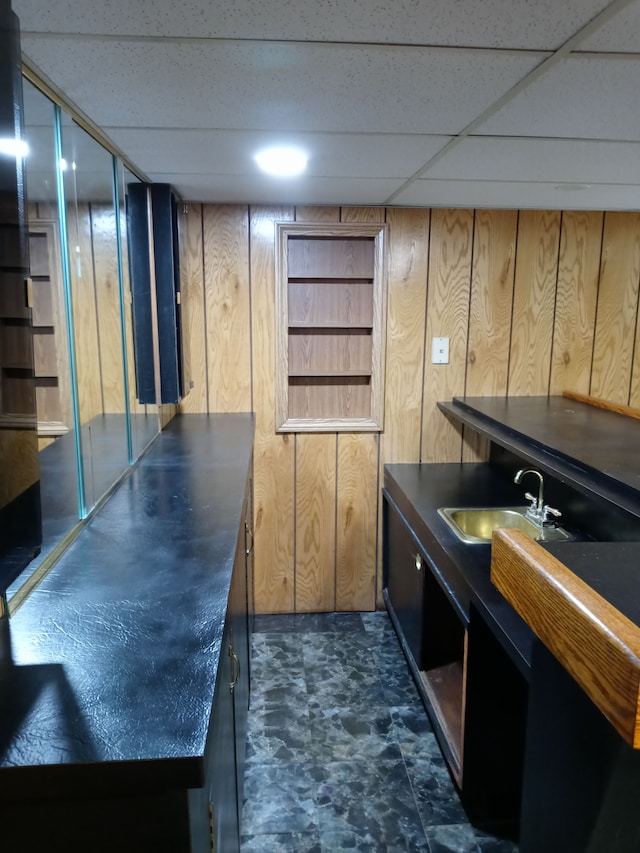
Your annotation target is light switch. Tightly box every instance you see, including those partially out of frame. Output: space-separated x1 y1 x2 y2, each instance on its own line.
432 336 449 364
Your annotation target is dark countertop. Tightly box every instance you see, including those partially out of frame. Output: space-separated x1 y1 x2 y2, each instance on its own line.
0 413 254 801
384 461 640 681
439 396 640 518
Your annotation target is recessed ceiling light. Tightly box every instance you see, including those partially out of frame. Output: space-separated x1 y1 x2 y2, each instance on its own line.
0 137 29 158
254 146 307 177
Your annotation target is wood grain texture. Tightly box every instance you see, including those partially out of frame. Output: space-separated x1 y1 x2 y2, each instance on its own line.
421 209 474 464
336 432 378 611
464 209 517 462
491 528 640 748
590 211 640 405
341 207 385 224
550 210 604 395
632 306 640 409
69 202 103 423
384 208 429 464
91 204 126 414
250 206 296 614
562 390 640 421
177 203 207 414
466 209 517 396
204 205 251 413
508 210 561 396
295 432 337 612
296 206 340 223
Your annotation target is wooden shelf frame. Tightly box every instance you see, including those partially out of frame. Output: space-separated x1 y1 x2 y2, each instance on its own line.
275 222 388 433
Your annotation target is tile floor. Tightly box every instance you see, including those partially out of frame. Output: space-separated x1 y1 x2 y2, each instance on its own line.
240 610 519 852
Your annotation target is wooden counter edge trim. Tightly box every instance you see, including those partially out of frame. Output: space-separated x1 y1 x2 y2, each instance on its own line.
491 528 640 748
562 390 640 421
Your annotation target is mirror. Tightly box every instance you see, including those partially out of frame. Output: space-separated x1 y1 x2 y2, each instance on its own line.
8 77 160 601
20 78 80 558
59 115 129 513
116 164 159 459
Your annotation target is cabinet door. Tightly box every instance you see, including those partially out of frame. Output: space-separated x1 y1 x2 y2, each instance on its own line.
207 615 240 853
384 495 425 667
229 514 250 814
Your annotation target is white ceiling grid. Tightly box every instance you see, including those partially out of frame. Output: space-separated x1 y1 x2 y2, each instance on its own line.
12 0 640 208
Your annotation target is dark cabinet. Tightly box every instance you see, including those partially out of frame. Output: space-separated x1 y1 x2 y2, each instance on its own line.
195 479 252 853
384 496 425 666
383 490 526 837
0 0 41 594
127 183 184 404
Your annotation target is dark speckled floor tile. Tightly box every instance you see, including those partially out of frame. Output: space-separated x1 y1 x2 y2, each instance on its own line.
242 611 519 853
242 761 319 835
240 831 322 852
427 824 519 852
315 759 430 851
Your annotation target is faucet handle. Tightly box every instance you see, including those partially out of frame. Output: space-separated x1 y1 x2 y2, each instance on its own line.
524 491 538 509
542 504 562 524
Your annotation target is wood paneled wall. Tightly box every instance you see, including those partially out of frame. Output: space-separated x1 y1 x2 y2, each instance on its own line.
178 204 640 614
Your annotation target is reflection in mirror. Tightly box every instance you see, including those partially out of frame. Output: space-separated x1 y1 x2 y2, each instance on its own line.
59 116 129 514
116 164 159 459
19 79 80 570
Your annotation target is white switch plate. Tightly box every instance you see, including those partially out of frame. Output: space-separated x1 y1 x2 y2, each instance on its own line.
432 336 449 364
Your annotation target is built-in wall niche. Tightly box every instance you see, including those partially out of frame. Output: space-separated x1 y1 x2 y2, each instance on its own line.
275 222 388 432
28 220 71 449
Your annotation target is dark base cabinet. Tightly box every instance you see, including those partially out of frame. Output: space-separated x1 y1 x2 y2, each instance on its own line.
520 642 640 853
383 491 526 838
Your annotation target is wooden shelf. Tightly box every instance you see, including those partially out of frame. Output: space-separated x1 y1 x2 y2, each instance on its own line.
276 222 387 433
421 662 465 785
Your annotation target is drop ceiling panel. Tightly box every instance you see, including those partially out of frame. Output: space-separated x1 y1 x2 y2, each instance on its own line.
476 54 640 140
13 0 612 49
578 1 640 51
155 173 401 205
426 137 640 184
392 179 640 210
20 36 546 134
106 128 452 180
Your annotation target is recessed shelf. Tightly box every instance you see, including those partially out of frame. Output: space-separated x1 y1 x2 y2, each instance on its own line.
276 222 387 433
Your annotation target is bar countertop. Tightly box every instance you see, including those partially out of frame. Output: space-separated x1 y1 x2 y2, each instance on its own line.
0 413 254 801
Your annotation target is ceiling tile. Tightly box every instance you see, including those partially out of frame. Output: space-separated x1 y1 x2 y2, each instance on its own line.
105 128 452 180
426 136 640 184
476 54 640 140
391 178 640 209
20 36 546 134
154 173 400 205
578 1 640 52
13 0 613 49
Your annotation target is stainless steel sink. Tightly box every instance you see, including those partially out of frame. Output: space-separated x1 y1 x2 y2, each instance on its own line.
437 506 573 544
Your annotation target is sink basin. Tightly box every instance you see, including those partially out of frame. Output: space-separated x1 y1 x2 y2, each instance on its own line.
437 506 573 544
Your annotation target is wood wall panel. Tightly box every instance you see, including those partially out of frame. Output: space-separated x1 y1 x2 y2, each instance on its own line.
179 203 640 616
69 203 102 424
177 204 207 414
590 211 640 405
250 206 295 614
341 207 386 224
550 210 604 395
296 206 340 223
91 204 125 414
336 432 378 611
508 210 560 396
421 208 474 464
463 209 518 461
384 208 429 463
204 205 251 413
295 432 336 613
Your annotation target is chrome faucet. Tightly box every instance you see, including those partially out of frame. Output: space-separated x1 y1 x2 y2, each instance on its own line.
514 468 561 527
